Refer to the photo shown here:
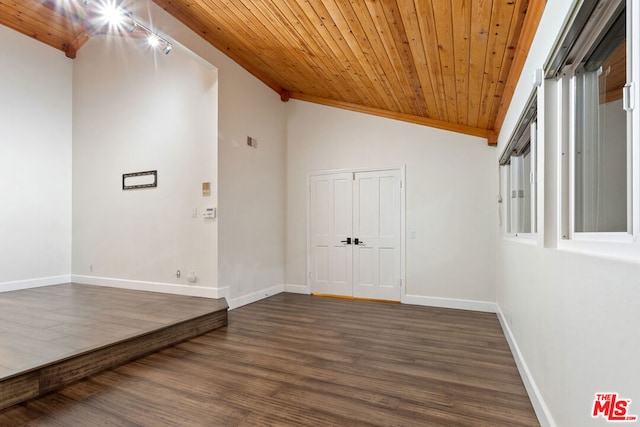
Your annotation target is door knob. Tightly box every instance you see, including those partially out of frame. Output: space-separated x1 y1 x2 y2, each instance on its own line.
340 237 352 244
354 238 365 245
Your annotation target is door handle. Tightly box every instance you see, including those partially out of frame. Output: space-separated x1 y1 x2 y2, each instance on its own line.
354 238 365 245
340 237 352 245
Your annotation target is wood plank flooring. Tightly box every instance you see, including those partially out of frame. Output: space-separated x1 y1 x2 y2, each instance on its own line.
0 284 228 410
0 293 539 426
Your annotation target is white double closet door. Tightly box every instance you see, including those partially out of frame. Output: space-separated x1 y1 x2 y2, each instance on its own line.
309 169 402 301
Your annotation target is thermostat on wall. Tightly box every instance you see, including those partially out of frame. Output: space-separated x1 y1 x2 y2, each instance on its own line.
203 207 216 219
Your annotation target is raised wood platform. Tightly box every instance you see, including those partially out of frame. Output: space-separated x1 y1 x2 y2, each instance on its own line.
0 283 227 410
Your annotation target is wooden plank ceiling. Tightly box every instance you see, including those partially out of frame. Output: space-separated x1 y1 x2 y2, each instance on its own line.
0 0 546 143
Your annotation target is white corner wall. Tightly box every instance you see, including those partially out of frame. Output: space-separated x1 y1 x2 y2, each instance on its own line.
0 25 72 291
286 101 497 309
0 0 286 305
497 1 640 426
72 34 219 297
132 1 287 306
216 64 286 306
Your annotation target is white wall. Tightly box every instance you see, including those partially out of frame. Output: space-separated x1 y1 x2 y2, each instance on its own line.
216 68 286 305
133 1 287 305
497 1 640 426
0 25 72 291
286 101 497 309
0 1 287 305
72 34 219 296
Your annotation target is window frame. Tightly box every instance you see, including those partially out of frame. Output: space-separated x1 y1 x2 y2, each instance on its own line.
539 0 640 263
558 0 635 243
501 93 538 240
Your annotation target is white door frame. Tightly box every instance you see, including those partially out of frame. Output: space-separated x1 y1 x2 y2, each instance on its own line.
306 166 406 301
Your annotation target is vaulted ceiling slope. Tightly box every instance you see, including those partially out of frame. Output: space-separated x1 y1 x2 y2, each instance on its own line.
0 0 545 144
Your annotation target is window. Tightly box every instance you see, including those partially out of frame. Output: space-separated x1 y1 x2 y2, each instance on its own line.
501 95 537 236
550 0 633 239
573 5 627 233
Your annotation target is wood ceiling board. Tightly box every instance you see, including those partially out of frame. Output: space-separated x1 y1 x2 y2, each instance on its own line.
214 0 309 88
324 1 404 111
354 1 426 115
492 0 546 138
452 0 472 126
283 1 362 104
275 0 374 106
253 1 358 103
468 0 495 128
431 0 459 124
414 0 449 123
375 1 430 116
324 1 400 109
154 0 285 93
227 0 340 99
476 0 519 130
0 2 73 50
396 0 441 121
318 1 399 110
486 0 528 131
3 0 545 142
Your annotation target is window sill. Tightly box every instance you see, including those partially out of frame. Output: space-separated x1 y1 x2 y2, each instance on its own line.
571 232 634 244
504 233 538 245
557 236 640 265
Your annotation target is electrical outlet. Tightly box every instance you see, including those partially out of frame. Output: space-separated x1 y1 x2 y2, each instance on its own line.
187 271 197 283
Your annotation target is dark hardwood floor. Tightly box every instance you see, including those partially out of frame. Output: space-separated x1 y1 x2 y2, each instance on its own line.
0 284 227 410
0 293 539 426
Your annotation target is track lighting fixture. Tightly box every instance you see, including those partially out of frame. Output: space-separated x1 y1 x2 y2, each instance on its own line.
132 22 171 54
87 0 172 55
147 34 159 47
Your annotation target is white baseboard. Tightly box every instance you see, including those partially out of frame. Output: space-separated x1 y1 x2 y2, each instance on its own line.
284 284 310 294
496 306 555 427
402 294 498 313
71 275 224 299
228 284 284 310
0 275 71 293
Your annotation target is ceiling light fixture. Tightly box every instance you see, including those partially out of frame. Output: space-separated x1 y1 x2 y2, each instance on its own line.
127 18 136 33
147 34 159 47
88 0 173 55
132 19 172 54
100 1 126 27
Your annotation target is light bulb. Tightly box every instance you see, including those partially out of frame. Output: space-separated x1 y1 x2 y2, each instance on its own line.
147 34 159 47
101 2 125 26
